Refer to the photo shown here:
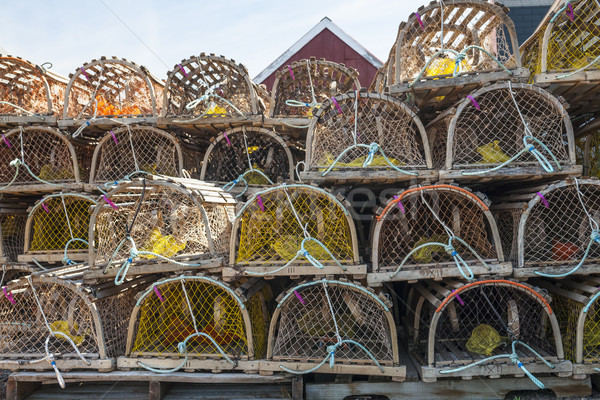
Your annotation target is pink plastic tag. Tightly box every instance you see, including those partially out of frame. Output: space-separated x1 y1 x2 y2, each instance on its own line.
537 192 549 208
332 97 343 114
154 286 165 302
2 135 11 148
223 131 231 146
102 195 118 210
3 287 15 304
452 290 465 306
41 202 50 213
566 3 574 21
294 290 305 305
415 12 425 30
110 130 118 144
392 195 406 214
466 95 480 110
178 64 188 77
288 65 295 80
257 195 265 212
80 67 90 81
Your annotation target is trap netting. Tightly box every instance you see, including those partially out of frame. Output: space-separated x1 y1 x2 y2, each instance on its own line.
24 193 96 262
270 58 360 119
407 280 563 382
90 177 235 278
0 204 28 263
387 0 519 85
522 0 600 77
0 55 54 116
90 125 183 183
63 57 159 120
577 130 600 178
0 126 80 187
269 279 397 372
232 184 359 273
373 185 501 279
200 126 294 187
127 276 268 371
0 274 146 368
307 91 431 174
163 54 259 119
427 83 573 172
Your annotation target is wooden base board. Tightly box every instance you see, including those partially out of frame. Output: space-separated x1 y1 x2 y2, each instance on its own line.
0 357 114 372
222 264 367 282
58 117 158 129
306 375 591 400
513 263 600 279
420 360 572 382
0 115 57 128
260 360 405 379
117 357 259 373
0 183 85 195
534 70 600 117
367 262 512 286
572 363 600 378
18 251 88 264
438 165 583 184
300 170 438 185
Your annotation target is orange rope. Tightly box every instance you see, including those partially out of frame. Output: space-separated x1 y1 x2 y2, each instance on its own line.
436 280 552 314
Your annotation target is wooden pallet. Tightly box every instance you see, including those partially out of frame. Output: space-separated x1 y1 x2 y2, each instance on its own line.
438 165 583 185
534 70 600 119
300 170 438 185
222 264 367 282
118 357 260 374
0 183 85 196
0 357 114 373
0 115 57 128
260 360 405 380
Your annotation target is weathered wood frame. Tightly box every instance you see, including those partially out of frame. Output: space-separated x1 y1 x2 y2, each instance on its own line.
0 203 29 264
0 56 53 115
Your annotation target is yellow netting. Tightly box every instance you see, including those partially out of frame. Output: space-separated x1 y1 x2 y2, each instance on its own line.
466 324 506 355
132 280 249 358
552 294 582 362
247 292 268 359
235 187 354 266
29 196 93 252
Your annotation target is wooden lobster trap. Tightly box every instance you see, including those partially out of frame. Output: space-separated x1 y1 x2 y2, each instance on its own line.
0 271 154 377
302 90 435 184
0 55 68 126
492 178 600 278
18 193 97 265
61 57 162 134
577 128 600 178
0 199 29 264
223 184 366 281
85 176 236 283
534 275 600 378
521 0 600 118
0 126 82 194
89 125 183 184
383 0 528 113
406 279 571 383
427 82 580 183
118 275 270 373
161 53 261 123
269 57 360 127
200 126 294 191
368 184 510 287
260 278 405 378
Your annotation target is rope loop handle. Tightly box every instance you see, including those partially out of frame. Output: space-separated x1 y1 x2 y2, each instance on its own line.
321 143 418 177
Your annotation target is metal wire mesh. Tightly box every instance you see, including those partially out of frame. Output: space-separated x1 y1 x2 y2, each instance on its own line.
272 282 395 364
271 58 359 118
234 186 355 267
429 84 570 169
92 126 181 183
201 127 292 183
412 282 557 367
309 92 428 171
164 55 256 118
522 181 600 266
0 56 51 115
396 1 517 82
0 213 26 262
65 59 156 119
0 127 78 185
376 186 496 270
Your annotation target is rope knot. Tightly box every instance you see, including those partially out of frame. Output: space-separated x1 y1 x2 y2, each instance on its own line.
444 244 457 256
9 158 21 168
454 53 466 65
177 342 187 354
592 230 600 243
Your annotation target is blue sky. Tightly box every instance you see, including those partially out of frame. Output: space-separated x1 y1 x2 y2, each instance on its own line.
1 0 414 80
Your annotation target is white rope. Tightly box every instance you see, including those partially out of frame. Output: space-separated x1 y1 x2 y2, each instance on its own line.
575 178 600 232
181 280 198 333
61 196 74 240
127 125 140 172
322 281 342 343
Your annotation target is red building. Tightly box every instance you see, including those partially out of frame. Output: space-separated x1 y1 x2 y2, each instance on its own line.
254 17 382 91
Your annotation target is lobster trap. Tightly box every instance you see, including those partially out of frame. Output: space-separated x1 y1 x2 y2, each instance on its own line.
427 82 579 183
406 279 571 383
269 58 360 124
85 176 236 283
0 272 154 374
260 279 404 378
534 275 600 378
0 200 29 264
521 0 600 118
383 0 527 112
200 126 294 189
492 178 600 278
303 90 435 184
577 129 600 178
89 125 183 184
224 184 366 281
162 53 260 121
118 275 269 373
18 193 97 265
368 184 509 286
0 126 81 193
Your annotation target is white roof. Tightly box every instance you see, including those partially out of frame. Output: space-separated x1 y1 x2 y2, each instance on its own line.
254 17 383 83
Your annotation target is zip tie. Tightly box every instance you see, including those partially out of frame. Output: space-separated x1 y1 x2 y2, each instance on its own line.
288 65 295 80
452 290 465 306
80 67 90 81
537 192 550 208
154 286 165 302
3 287 15 304
42 202 50 213
178 64 188 77
257 195 265 212
566 3 574 21
223 131 231 146
294 290 305 305
102 195 118 210
332 97 343 114
466 95 480 110
110 130 118 144
2 135 11 148
392 196 406 213
415 12 425 30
